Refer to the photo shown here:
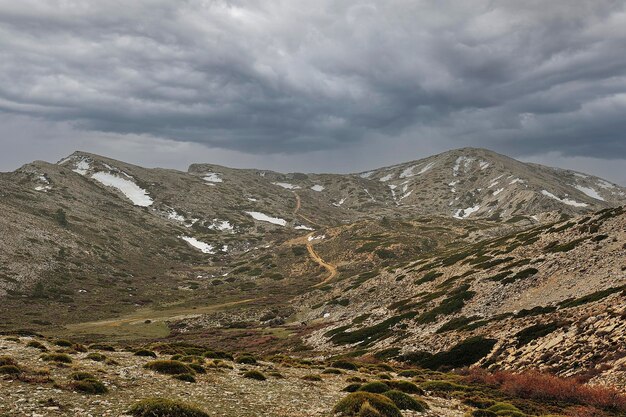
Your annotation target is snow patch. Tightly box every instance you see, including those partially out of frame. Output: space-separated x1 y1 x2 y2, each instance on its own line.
541 190 588 207
308 234 326 241
73 160 91 175
295 225 314 231
273 182 300 190
360 171 374 178
311 185 325 192
479 161 490 170
203 173 223 183
245 211 287 226
91 172 153 206
208 219 234 231
509 178 525 185
492 188 504 196
332 198 346 207
575 185 604 201
167 210 186 222
453 156 474 176
453 205 480 219
379 173 394 182
180 236 215 254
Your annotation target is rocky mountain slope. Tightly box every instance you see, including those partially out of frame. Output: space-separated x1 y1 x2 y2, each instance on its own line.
1 147 625 395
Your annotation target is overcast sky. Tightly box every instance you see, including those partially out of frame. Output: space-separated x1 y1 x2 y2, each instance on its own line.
1 1 625 184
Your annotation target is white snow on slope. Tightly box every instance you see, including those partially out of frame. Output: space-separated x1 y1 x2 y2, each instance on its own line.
180 236 215 254
453 156 474 176
203 173 223 183
453 205 480 219
273 182 300 190
380 173 394 182
479 161 490 170
311 185 325 192
541 190 588 207
596 179 615 189
91 172 153 206
245 211 287 226
360 171 374 178
402 161 435 178
493 188 504 196
73 160 91 175
208 219 234 231
333 198 346 207
575 185 604 201
295 225 314 231
167 210 186 222
509 178 525 185
308 234 326 241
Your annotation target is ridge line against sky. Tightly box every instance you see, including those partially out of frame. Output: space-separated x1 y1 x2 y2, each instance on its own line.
0 1 625 184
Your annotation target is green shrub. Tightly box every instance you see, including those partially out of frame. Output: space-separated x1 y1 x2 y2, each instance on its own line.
386 380 424 394
134 349 157 358
71 378 108 394
358 381 391 393
54 339 73 347
323 368 343 374
343 383 363 392
86 352 106 362
357 402 383 417
40 353 72 363
332 360 359 371
383 390 428 411
515 322 562 347
144 360 193 375
173 373 196 383
333 392 403 417
187 363 206 374
203 350 233 360
486 403 522 415
302 374 323 382
0 356 17 366
128 398 209 417
0 365 21 375
243 370 266 381
26 340 47 350
330 312 417 346
397 370 419 377
376 373 392 380
419 337 496 370
235 355 257 365
70 371 96 381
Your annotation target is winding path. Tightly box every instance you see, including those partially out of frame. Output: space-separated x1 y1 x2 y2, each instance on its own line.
292 191 338 286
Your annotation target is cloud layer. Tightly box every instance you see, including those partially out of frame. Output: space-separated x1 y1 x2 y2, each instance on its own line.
0 1 625 179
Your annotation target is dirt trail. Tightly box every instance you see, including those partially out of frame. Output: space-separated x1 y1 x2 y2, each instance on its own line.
306 234 338 287
292 192 338 286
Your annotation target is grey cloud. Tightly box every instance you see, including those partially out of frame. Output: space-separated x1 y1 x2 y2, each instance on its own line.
0 0 626 165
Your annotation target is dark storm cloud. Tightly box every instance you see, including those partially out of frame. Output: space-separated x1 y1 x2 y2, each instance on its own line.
0 0 626 159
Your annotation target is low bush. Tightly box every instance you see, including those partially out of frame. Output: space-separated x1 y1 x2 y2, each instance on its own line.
333 392 403 417
463 369 626 412
128 398 209 417
134 349 157 358
323 368 344 374
26 340 47 350
421 380 469 392
0 365 21 375
40 353 72 363
302 374 323 382
0 356 17 366
173 373 196 383
235 355 257 365
383 390 428 411
243 370 266 381
187 363 206 374
358 381 391 393
54 339 73 347
70 375 108 394
144 360 193 375
343 383 362 392
386 380 424 394
86 352 106 362
332 360 359 371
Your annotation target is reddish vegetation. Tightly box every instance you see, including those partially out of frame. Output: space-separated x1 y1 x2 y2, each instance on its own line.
463 368 626 412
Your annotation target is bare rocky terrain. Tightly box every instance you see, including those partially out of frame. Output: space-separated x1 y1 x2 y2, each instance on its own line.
1 148 626 416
